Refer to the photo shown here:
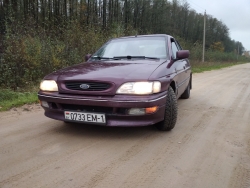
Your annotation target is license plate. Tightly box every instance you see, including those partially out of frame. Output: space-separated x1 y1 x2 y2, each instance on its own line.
64 111 106 124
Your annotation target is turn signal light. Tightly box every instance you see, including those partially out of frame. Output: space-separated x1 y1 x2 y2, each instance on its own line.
145 106 158 114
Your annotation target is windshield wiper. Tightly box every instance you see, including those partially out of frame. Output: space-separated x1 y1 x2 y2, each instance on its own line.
91 56 112 60
91 56 159 61
113 56 159 60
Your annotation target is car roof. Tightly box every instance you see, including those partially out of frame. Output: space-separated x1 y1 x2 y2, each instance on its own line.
113 34 173 40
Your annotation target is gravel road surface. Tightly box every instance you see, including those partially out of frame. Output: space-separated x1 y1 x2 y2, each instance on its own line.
1 63 250 188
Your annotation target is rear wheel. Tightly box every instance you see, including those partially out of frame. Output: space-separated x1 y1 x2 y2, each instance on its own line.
156 87 178 131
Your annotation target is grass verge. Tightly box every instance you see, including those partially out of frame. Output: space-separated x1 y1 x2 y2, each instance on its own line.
0 89 38 111
192 62 247 73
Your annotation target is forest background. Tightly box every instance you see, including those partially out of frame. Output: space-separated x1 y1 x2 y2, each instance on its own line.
0 0 249 91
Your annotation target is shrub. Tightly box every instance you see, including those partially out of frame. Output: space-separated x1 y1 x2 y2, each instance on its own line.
0 20 249 90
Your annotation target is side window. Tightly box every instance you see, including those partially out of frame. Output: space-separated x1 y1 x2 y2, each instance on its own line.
171 41 179 59
176 40 183 50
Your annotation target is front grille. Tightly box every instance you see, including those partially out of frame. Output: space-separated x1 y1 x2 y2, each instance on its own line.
59 104 128 115
61 104 113 114
65 82 110 91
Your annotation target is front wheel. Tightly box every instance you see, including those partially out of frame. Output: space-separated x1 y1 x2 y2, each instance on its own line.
180 81 190 99
156 87 178 131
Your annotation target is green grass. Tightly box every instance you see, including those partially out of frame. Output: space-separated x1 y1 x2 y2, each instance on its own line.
192 62 248 73
0 89 38 111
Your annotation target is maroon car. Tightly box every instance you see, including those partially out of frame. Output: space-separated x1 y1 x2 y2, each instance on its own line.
38 34 191 131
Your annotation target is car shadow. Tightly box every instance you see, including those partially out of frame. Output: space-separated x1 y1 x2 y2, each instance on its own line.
49 121 169 140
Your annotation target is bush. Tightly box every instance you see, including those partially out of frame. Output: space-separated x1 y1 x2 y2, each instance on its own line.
0 20 249 90
176 36 249 63
0 20 109 89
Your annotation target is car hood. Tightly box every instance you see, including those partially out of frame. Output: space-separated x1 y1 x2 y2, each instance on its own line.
44 59 166 95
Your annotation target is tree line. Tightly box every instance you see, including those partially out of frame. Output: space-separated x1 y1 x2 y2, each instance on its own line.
0 0 247 90
0 0 245 53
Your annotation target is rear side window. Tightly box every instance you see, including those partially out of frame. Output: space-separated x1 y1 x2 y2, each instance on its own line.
175 40 183 50
171 41 179 59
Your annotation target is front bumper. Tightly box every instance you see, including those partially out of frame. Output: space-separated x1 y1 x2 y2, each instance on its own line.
38 91 168 127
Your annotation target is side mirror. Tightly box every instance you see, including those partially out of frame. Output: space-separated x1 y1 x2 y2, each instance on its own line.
85 54 92 61
176 50 190 59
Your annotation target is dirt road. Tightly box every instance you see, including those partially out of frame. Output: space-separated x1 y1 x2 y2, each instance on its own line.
1 63 250 188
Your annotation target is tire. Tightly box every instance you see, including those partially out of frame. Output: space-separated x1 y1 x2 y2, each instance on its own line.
156 87 178 131
180 80 190 99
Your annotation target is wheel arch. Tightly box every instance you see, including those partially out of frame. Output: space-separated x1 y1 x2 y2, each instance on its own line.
170 81 177 95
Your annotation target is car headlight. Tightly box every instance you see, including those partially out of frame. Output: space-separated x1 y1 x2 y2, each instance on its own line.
116 81 161 95
40 80 58 91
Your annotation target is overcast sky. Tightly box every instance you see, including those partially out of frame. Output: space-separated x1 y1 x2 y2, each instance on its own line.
184 0 250 51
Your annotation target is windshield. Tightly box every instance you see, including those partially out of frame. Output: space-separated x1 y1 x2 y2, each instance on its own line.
91 36 168 60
